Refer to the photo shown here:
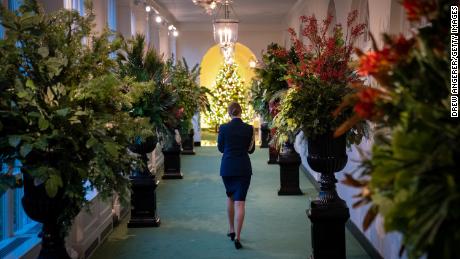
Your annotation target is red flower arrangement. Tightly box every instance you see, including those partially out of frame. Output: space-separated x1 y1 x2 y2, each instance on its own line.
358 35 414 77
401 0 437 22
287 10 366 85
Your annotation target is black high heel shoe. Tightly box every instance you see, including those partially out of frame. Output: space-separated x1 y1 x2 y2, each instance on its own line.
227 232 235 241
234 239 243 249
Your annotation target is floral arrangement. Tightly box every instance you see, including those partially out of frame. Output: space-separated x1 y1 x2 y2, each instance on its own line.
334 0 459 258
273 11 368 144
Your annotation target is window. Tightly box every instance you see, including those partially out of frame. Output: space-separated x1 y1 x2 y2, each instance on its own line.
108 0 117 31
8 0 22 11
0 160 36 243
64 0 85 16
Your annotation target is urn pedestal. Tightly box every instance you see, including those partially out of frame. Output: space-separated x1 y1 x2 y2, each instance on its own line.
277 142 303 195
307 132 349 259
162 142 183 179
260 122 270 148
268 145 279 164
181 129 195 155
128 136 160 228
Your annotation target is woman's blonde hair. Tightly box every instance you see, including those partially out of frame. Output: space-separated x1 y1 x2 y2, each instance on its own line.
228 102 242 117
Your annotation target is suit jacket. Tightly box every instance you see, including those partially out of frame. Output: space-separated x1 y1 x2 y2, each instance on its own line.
218 118 255 176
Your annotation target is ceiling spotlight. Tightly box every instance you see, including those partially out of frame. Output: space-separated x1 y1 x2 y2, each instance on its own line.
168 25 175 31
155 16 162 23
173 30 179 37
210 1 217 9
145 5 151 12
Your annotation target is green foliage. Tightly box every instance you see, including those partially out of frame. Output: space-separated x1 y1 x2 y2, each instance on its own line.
117 34 177 140
250 43 295 123
342 2 460 258
0 0 151 236
166 57 210 135
204 62 253 129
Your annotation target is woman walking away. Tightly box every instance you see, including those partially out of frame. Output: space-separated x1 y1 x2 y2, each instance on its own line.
218 102 255 249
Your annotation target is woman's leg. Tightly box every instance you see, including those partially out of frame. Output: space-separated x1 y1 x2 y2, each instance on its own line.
235 201 245 240
227 197 235 233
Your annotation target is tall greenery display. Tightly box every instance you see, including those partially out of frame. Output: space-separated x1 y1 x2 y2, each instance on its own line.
0 0 151 235
204 62 253 129
250 43 296 124
272 11 368 145
334 1 459 258
166 58 209 135
117 34 178 140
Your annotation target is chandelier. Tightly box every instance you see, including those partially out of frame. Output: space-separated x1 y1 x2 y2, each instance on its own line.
192 0 222 15
212 0 238 63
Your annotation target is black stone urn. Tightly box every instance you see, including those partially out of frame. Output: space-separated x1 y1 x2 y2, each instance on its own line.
22 173 71 259
307 132 350 259
260 122 270 148
127 136 161 228
277 141 303 195
181 129 195 155
162 140 183 179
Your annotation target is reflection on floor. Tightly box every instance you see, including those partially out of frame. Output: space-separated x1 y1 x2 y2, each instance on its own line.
91 138 370 259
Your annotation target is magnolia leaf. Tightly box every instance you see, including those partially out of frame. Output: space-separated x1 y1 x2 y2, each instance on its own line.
342 173 367 187
37 47 49 58
17 91 29 99
55 108 70 117
86 137 98 148
8 135 21 147
363 205 378 230
26 80 36 89
46 87 54 102
20 144 32 157
104 141 120 157
38 117 50 131
74 111 88 116
45 174 63 198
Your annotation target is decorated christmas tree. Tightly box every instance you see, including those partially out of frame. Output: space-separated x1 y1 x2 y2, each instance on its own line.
204 62 253 129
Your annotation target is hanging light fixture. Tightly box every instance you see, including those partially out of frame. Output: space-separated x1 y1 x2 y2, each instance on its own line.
192 0 221 15
213 0 238 63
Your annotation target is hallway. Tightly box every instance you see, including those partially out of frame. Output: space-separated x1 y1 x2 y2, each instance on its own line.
92 145 369 259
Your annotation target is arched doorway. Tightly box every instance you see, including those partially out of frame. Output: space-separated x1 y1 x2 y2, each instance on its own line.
199 43 257 129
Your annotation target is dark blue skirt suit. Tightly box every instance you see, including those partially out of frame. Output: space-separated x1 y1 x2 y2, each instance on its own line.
218 118 255 201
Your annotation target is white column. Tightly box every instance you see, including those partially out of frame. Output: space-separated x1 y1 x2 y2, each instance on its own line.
116 0 132 38
150 17 161 51
40 0 64 13
159 25 169 59
169 31 177 59
92 0 108 35
131 2 147 37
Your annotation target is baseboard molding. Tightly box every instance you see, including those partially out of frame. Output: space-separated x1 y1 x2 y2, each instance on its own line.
300 165 383 259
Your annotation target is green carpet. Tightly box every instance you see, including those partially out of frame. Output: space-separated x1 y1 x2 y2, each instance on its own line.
91 146 370 259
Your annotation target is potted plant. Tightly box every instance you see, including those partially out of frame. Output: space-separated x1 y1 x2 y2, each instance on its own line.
250 43 297 161
273 11 368 258
167 58 210 155
334 1 459 258
117 34 181 222
0 1 151 257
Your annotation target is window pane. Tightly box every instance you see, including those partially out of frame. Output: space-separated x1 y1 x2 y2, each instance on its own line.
108 0 117 31
0 194 4 241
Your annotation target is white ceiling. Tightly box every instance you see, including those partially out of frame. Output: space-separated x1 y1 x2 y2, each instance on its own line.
154 0 298 26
